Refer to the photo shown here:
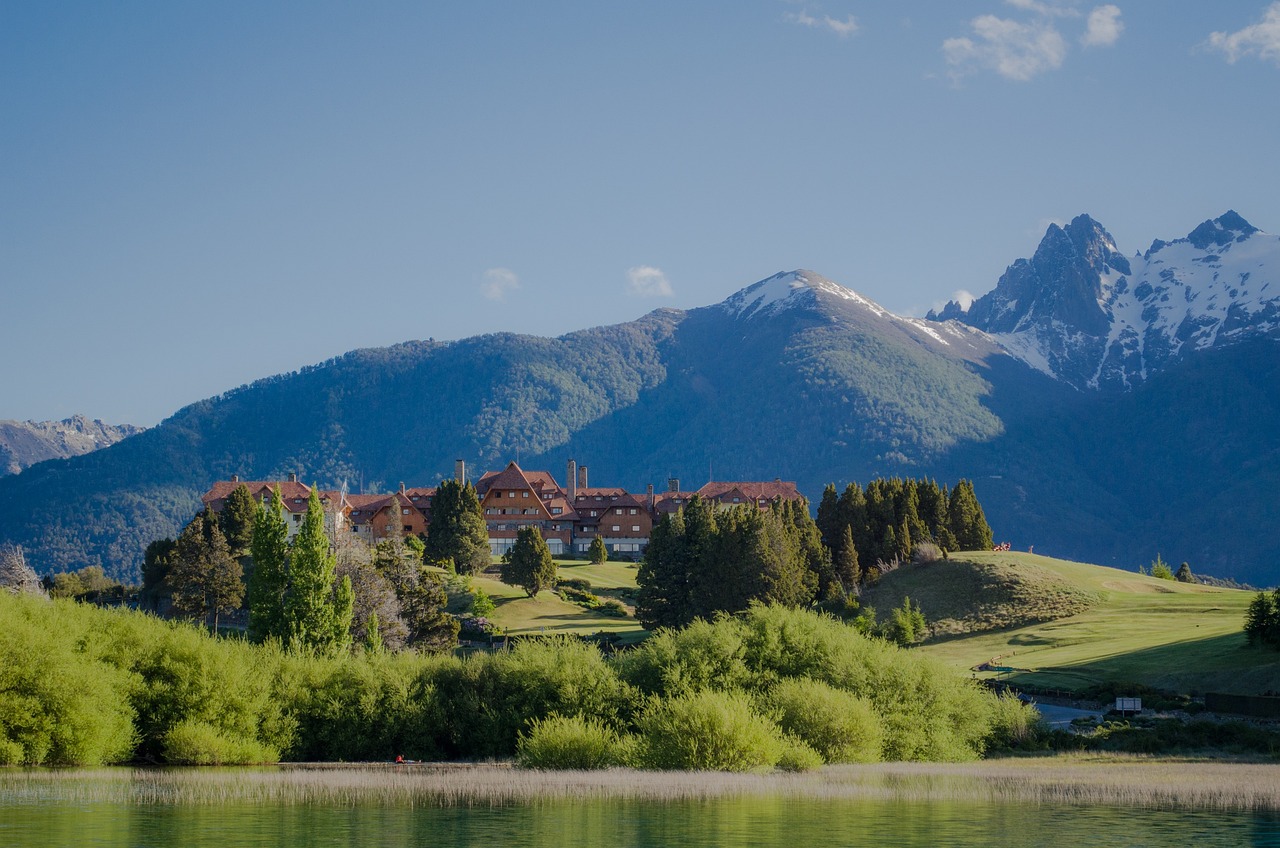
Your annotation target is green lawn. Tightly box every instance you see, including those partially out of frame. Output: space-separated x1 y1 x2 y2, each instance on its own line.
465 559 646 644
914 552 1280 695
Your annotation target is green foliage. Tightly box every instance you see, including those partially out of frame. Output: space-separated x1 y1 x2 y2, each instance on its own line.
219 484 258 556
984 692 1046 752
248 486 290 642
884 595 927 646
284 488 351 653
774 735 824 772
948 479 994 552
1149 554 1174 581
0 596 136 765
162 720 276 765
1244 590 1280 649
401 572 459 652
168 510 244 631
424 480 490 575
760 678 882 763
516 714 633 769
636 496 822 629
1175 561 1196 583
141 537 175 609
501 526 558 598
46 564 122 601
635 689 787 772
469 586 496 616
588 534 608 565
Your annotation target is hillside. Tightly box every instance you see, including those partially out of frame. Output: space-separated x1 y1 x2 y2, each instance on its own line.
0 415 142 476
1 212 1278 585
903 552 1280 696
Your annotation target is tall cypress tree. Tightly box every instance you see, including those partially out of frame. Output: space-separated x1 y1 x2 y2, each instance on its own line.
636 511 689 629
948 479 994 551
834 524 860 593
248 486 289 642
816 483 839 547
220 484 258 556
424 480 490 574
285 487 351 653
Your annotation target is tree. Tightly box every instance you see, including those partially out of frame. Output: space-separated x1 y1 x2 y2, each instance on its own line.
0 543 41 596
636 511 690 629
141 538 175 610
219 484 258 556
248 487 290 642
833 524 860 595
424 480 490 574
1175 561 1196 583
401 570 459 651
500 526 558 597
1244 591 1278 648
338 539 407 651
1150 554 1174 580
588 534 608 564
884 596 927 646
284 487 352 653
168 510 244 632
948 480 993 551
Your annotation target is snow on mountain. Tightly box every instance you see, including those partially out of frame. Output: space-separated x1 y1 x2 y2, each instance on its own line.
941 211 1280 389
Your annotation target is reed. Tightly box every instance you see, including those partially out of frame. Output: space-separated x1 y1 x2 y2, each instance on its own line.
3 757 1279 812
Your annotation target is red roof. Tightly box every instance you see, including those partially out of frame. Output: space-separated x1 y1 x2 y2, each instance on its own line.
697 480 801 502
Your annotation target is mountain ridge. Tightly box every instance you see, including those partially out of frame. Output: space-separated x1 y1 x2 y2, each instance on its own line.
0 415 144 477
1 211 1276 585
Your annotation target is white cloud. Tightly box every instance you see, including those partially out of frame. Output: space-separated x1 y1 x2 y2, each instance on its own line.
786 10 859 37
1004 0 1076 17
944 15 1068 81
480 267 519 301
1207 2 1280 65
626 266 674 298
929 290 977 316
1081 4 1123 47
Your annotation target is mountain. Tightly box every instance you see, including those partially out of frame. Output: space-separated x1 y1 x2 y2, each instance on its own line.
0 415 144 476
932 211 1280 390
1 212 1277 586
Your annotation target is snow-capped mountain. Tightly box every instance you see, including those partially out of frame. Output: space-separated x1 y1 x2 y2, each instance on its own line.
932 211 1280 390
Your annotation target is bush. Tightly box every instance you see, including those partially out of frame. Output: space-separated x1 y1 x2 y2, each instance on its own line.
469 587 495 617
516 714 633 769
163 720 276 765
613 617 751 697
776 735 824 772
597 599 628 617
762 678 882 763
636 690 786 772
985 692 1046 751
912 542 943 565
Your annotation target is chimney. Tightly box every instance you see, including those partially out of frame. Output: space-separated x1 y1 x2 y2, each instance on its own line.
567 459 577 501
647 483 655 511
231 474 238 483
668 477 680 492
455 459 466 485
399 481 406 494
578 465 588 490
288 472 297 484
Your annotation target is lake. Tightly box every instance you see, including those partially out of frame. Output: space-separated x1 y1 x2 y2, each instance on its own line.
3 760 1279 847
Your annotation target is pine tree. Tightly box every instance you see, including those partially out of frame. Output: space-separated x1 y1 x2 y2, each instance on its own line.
1175 562 1196 583
1244 591 1276 648
948 480 993 551
588 534 608 564
168 510 243 633
636 511 689 629
833 524 860 594
248 486 290 642
284 487 350 653
816 483 839 547
424 480 490 574
500 525 558 597
220 484 258 556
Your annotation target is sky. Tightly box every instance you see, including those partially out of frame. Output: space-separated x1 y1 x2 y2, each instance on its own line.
2 1 1279 426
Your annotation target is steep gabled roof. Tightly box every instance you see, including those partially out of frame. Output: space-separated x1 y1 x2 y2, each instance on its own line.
697 480 802 502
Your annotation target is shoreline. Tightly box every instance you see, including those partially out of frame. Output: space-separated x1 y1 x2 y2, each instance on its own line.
5 755 1280 812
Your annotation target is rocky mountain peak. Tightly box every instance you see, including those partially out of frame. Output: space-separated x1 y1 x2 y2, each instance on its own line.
719 270 890 320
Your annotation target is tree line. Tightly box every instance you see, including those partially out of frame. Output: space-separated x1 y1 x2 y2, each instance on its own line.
636 478 993 634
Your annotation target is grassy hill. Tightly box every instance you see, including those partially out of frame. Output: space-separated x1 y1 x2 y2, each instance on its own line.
879 552 1280 696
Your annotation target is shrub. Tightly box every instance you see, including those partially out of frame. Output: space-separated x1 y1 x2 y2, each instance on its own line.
612 617 751 697
516 714 632 769
469 587 495 616
163 720 276 765
762 678 882 763
597 599 628 617
775 735 824 772
912 542 943 565
636 690 786 771
985 692 1046 751
1150 554 1174 581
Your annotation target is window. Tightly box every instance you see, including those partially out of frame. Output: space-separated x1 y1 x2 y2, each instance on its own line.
615 508 623 515
509 491 516 498
632 525 640 532
293 514 301 522
551 507 562 515
732 497 740 503
611 525 620 532
594 496 602 501
522 491 529 498
402 508 410 515
629 508 637 515
590 510 597 517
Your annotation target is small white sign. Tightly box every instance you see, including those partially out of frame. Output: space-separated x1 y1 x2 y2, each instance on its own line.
1115 697 1142 712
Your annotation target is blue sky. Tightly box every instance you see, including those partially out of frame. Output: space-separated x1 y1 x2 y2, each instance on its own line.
2 1 1278 425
